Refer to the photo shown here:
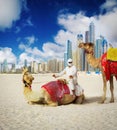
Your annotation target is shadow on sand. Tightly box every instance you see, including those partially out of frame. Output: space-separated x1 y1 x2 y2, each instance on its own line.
83 96 102 104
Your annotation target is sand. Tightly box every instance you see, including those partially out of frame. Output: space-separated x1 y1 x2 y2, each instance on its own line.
0 73 117 130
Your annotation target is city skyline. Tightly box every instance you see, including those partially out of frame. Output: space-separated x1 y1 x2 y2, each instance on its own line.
0 0 117 68
0 21 111 73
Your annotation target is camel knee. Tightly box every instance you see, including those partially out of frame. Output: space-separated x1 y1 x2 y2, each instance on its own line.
75 94 85 104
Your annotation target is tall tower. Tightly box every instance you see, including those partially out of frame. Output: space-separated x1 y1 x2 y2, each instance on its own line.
67 40 72 59
85 31 90 42
102 38 108 54
84 31 90 71
95 37 102 58
89 22 95 72
3 59 8 73
24 59 27 67
77 34 83 44
96 35 108 56
77 33 83 71
64 40 72 68
64 52 68 68
89 22 95 44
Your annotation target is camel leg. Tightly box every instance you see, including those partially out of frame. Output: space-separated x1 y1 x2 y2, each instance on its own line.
74 94 85 104
109 76 114 103
44 95 58 106
47 101 58 106
99 72 107 103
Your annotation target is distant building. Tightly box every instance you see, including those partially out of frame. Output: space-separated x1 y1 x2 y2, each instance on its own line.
58 60 64 72
89 22 95 71
77 33 83 71
0 63 3 73
64 40 72 68
67 40 72 59
72 50 78 70
47 59 57 72
102 36 108 54
95 37 102 58
64 52 68 68
89 22 95 44
95 36 108 58
84 31 90 71
31 61 38 73
3 59 8 73
24 59 27 67
85 31 90 42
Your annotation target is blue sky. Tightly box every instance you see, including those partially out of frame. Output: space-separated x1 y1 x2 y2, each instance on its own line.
0 0 117 67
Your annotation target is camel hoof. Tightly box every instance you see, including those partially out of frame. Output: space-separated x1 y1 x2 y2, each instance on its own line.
28 101 35 105
110 100 114 103
75 95 85 104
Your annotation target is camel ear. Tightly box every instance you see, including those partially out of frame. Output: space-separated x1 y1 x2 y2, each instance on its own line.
22 67 28 75
89 43 94 47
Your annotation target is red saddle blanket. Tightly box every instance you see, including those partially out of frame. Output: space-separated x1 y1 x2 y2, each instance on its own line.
101 53 117 81
41 80 70 102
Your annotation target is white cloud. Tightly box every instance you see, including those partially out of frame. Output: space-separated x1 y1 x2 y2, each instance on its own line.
18 35 37 50
15 26 21 33
100 0 117 12
5 0 117 67
0 47 16 63
42 42 65 58
26 17 33 26
18 39 65 66
56 2 117 47
54 30 78 50
25 35 37 45
18 53 36 67
58 12 90 34
18 0 117 66
94 8 117 46
0 0 27 31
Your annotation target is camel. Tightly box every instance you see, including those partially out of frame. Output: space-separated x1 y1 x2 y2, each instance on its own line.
22 68 85 106
78 42 117 103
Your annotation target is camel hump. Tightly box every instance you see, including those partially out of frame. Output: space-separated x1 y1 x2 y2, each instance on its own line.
107 48 117 61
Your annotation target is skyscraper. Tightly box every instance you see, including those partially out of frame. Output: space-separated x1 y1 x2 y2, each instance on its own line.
3 59 8 73
89 22 95 71
67 40 72 59
64 40 72 68
95 37 102 58
85 31 90 42
77 34 83 43
95 36 108 58
24 59 27 67
89 22 95 44
84 31 90 71
102 38 108 54
77 33 83 71
64 52 68 68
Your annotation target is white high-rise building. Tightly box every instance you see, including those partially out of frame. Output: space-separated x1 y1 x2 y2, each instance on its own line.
89 22 95 44
77 34 83 71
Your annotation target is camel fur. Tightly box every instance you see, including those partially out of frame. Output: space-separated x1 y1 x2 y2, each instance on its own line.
78 42 117 103
22 68 85 106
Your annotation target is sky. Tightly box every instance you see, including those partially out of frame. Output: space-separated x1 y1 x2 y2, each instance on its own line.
0 0 117 67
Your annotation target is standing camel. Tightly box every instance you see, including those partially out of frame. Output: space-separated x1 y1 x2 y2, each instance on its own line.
78 42 117 103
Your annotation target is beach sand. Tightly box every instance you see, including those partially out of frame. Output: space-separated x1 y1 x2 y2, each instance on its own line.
0 73 117 130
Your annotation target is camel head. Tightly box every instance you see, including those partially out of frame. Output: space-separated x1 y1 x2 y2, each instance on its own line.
22 67 34 87
78 42 94 54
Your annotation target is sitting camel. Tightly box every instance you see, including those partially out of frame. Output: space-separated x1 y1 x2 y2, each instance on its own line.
22 68 85 106
78 42 117 103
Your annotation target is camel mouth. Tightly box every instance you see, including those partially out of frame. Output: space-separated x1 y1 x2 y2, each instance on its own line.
23 77 34 87
78 43 84 48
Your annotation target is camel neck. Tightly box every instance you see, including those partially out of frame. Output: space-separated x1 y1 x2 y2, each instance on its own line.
86 54 101 68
